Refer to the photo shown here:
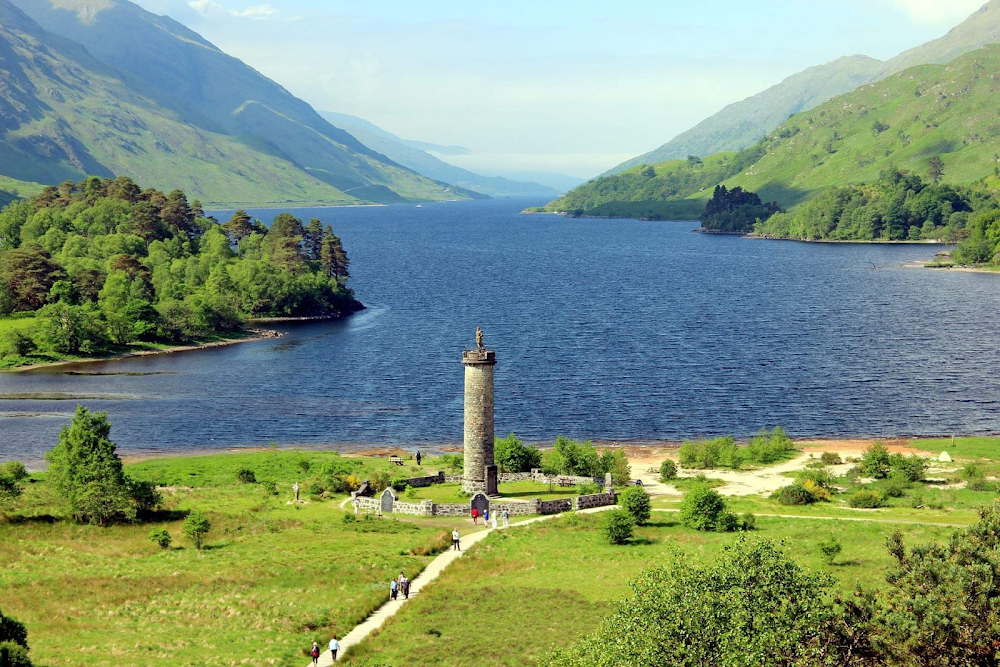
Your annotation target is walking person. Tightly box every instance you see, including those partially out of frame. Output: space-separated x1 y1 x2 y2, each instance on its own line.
310 641 320 665
352 496 359 515
502 508 509 528
491 512 498 530
471 507 478 524
416 450 422 466
400 572 410 599
452 528 461 550
484 507 489 526
329 636 339 662
390 576 398 600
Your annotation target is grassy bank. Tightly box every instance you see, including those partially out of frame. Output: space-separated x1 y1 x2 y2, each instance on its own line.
0 450 462 666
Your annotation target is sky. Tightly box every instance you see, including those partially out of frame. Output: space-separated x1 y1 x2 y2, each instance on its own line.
133 0 988 179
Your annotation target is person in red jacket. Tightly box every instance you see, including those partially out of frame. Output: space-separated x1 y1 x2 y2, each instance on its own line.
471 507 478 524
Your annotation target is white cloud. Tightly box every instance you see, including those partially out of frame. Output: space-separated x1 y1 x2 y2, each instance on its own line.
886 0 986 25
188 0 283 21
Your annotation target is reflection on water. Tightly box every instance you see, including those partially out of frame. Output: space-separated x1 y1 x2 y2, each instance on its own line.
2 197 998 465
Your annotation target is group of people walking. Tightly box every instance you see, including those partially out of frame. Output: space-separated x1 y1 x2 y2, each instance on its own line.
309 636 338 664
470 506 509 529
390 571 411 600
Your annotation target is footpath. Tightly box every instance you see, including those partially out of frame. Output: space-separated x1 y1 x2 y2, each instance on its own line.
309 506 613 664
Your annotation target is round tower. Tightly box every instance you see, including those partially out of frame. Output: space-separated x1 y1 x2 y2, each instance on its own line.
462 329 496 494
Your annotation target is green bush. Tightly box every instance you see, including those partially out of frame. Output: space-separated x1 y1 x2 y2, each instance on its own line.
235 467 256 484
495 433 542 473
148 528 171 549
0 472 23 506
740 513 756 531
342 513 358 524
601 508 635 545
0 607 31 667
183 510 211 549
577 481 600 495
390 475 409 492
1 461 27 482
369 470 392 493
405 487 417 499
848 490 883 509
619 486 651 526
772 484 816 506
860 443 892 479
297 459 311 473
818 536 842 564
128 479 162 513
889 454 926 482
879 473 908 498
658 458 677 481
680 484 736 531
820 452 842 465
260 479 277 495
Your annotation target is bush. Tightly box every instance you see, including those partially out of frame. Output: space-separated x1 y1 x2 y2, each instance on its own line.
405 487 417 499
1 461 27 482
967 477 991 492
128 479 162 513
619 486 651 526
342 513 358 524
235 467 256 484
658 458 677 481
183 510 211 549
680 484 735 531
369 470 392 493
820 452 842 465
801 480 832 502
390 475 409 492
602 508 635 545
495 433 542 473
773 484 816 506
890 454 926 482
577 481 600 495
818 536 842 564
860 443 892 479
879 474 908 498
740 513 756 531
260 479 277 495
148 528 172 549
0 607 31 667
848 490 883 509
0 472 22 506
298 459 311 473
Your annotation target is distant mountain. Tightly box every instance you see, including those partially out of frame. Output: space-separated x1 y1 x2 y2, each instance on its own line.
404 139 470 156
7 0 473 204
0 0 362 205
487 170 585 193
608 0 1000 176
320 111 560 197
610 55 881 174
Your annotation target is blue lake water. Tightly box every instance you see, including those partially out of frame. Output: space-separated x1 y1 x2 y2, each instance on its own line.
2 197 998 464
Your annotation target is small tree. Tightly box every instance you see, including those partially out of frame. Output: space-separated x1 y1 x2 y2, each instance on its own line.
494 433 542 473
928 156 945 184
658 459 677 482
679 484 735 531
0 607 31 667
602 508 635 545
1 461 27 482
183 511 211 550
818 537 842 564
859 442 892 479
148 528 172 549
618 486 651 526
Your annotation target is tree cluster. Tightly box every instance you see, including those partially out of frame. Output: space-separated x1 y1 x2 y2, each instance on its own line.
678 427 794 470
754 167 998 241
0 177 360 364
540 436 630 485
0 607 32 667
494 433 542 473
700 185 781 233
551 504 1000 666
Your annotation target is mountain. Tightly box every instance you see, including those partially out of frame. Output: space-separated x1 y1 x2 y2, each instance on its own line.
319 111 560 197
610 55 882 174
0 0 365 206
608 0 1000 176
6 0 473 205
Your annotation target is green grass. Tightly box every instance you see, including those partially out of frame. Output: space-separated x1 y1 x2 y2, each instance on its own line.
342 512 956 666
0 451 459 667
911 436 1000 462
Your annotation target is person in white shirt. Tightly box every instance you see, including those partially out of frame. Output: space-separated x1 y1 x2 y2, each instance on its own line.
502 508 509 527
293 481 300 502
491 513 497 530
329 636 339 661
452 528 460 550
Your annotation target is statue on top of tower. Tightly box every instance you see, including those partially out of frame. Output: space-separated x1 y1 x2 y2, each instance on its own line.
476 326 484 351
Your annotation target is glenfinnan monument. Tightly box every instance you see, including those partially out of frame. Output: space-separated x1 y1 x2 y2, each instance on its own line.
462 327 498 495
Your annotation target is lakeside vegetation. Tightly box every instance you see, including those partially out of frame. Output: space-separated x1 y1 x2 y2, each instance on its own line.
0 177 361 369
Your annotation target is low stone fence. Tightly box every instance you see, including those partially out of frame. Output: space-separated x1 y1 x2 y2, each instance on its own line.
443 474 465 483
538 498 572 514
353 492 614 518
405 471 445 488
497 470 604 487
573 492 616 510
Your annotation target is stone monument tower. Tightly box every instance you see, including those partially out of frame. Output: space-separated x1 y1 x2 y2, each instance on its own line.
462 327 497 495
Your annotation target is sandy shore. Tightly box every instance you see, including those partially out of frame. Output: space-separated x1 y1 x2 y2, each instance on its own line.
5 329 282 373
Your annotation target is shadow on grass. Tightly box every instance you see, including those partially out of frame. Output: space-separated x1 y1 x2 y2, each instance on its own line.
139 509 190 522
625 537 659 546
5 513 62 525
643 520 680 528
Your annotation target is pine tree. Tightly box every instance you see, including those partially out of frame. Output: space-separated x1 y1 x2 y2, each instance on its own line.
928 157 945 185
221 210 254 246
305 218 323 260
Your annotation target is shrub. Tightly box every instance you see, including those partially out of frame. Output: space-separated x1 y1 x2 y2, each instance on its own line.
796 467 835 490
235 467 256 484
369 470 392 493
890 454 926 482
680 484 734 531
818 536 842 564
745 426 795 464
495 433 542 473
298 459 311 473
602 508 635 544
967 477 991 492
820 452 842 465
405 487 417 499
148 528 172 549
390 475 409 492
860 443 892 479
0 607 31 667
261 479 278 495
715 510 739 533
342 513 358 524
740 513 756 531
128 479 162 513
658 458 677 481
801 479 832 502
619 486 651 525
1 461 28 482
577 481 600 495
848 490 883 509
0 472 23 506
879 474 908 498
773 484 816 506
183 510 211 549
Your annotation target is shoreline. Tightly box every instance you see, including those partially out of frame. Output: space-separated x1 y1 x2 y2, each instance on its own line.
4 329 283 374
901 259 1000 274
748 234 949 245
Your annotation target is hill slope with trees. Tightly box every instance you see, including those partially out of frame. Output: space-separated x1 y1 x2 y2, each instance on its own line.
0 177 360 368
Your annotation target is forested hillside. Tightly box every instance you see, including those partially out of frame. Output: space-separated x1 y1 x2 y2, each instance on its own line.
0 177 360 368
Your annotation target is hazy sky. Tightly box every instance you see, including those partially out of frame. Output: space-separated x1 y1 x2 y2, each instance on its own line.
134 0 987 178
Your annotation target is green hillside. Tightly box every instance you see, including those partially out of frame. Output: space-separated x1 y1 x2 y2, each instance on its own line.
720 45 1000 206
0 175 43 208
8 0 468 205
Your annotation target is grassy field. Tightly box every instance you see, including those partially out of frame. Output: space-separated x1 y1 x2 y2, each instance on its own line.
0 450 467 667
342 511 956 666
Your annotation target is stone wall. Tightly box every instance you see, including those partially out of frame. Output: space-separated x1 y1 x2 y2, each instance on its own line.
430 503 470 517
444 474 465 484
573 492 617 510
405 471 445 488
490 500 538 516
497 470 604 487
538 498 572 515
353 490 614 517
